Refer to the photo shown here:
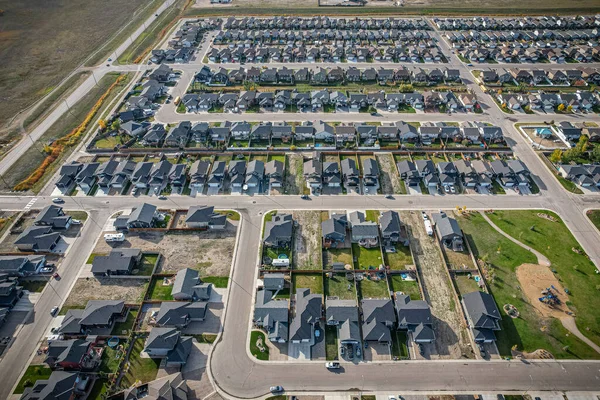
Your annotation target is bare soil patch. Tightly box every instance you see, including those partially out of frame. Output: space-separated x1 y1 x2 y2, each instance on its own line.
292 211 322 270
515 263 570 319
94 222 238 276
64 277 148 308
376 153 403 195
284 153 305 195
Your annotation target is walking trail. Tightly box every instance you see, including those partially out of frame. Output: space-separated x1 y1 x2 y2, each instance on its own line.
479 212 600 355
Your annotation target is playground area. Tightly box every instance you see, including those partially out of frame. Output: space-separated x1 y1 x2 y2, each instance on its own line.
516 263 571 319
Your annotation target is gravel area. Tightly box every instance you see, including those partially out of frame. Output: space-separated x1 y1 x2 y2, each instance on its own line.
376 153 403 195
292 211 322 270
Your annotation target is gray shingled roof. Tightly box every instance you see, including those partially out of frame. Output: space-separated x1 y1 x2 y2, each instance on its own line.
145 327 180 352
289 288 322 342
171 268 212 301
462 291 501 330
361 298 395 342
156 302 207 326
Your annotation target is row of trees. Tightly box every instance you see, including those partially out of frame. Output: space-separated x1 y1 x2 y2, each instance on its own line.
549 135 600 164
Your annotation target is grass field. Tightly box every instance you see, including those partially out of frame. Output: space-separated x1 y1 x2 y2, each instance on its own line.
325 325 338 361
586 210 600 231
120 338 160 389
358 278 390 299
0 0 147 140
111 309 139 336
202 276 229 288
459 212 600 359
325 248 353 267
147 277 174 300
13 365 52 394
292 273 324 294
390 331 409 359
250 330 269 360
324 275 356 300
352 244 383 269
1 73 132 193
384 246 413 270
389 275 421 300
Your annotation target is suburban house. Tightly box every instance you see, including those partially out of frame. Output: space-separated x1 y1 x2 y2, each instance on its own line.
58 300 125 335
154 301 208 328
432 212 464 251
379 210 409 250
326 298 360 345
349 211 379 248
304 158 323 191
462 291 502 343
20 371 90 400
289 289 322 350
254 289 289 343
341 158 360 188
171 268 213 302
113 372 190 400
14 226 61 253
362 158 380 189
395 294 435 343
245 160 265 189
114 203 158 230
321 214 347 249
361 298 395 344
265 160 284 189
0 277 23 308
144 327 193 366
90 249 142 277
44 339 102 371
185 205 227 229
263 213 293 248
0 255 46 277
34 206 72 230
189 160 211 192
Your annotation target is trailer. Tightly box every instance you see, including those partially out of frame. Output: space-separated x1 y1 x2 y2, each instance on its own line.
424 219 433 236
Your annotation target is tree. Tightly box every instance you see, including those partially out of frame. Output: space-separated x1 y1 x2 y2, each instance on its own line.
549 149 563 164
461 139 469 147
98 119 107 130
590 145 600 162
566 105 573 112
289 145 297 151
111 120 120 132
557 103 565 112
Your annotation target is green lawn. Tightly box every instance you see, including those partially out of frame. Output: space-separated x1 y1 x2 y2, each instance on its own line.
359 278 390 299
388 275 421 300
19 280 47 293
193 333 218 343
453 274 481 296
390 330 409 359
147 277 174 301
66 211 88 221
352 244 383 269
121 339 160 389
88 378 110 400
325 325 339 361
202 276 229 288
137 254 158 275
324 275 356 300
250 330 269 360
100 344 123 374
365 210 380 223
325 248 353 266
111 309 138 336
14 365 52 394
384 246 413 270
443 248 475 270
292 273 324 294
265 247 291 262
216 210 240 221
459 212 600 359
86 253 100 264
586 210 600 231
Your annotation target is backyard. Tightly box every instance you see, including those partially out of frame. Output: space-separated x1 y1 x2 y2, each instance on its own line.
292 273 324 294
324 248 353 267
384 246 414 270
389 275 421 300
147 276 174 301
358 278 390 299
120 338 160 389
324 274 356 300
459 211 600 359
453 274 481 296
352 244 383 269
13 365 52 394
111 309 139 336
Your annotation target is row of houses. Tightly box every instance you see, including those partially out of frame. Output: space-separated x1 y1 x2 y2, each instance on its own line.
207 44 444 64
443 29 600 44
182 89 477 113
497 90 599 113
303 154 380 194
196 65 461 86
480 67 600 85
150 19 219 63
558 164 600 188
397 158 531 193
213 28 433 45
223 16 431 31
433 16 599 31
458 43 600 64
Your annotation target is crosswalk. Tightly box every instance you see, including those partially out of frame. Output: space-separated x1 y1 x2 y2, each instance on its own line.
24 197 38 211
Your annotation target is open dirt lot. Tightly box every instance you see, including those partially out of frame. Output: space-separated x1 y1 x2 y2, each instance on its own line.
376 153 403 195
292 211 322 270
0 0 150 142
284 153 305 195
516 263 570 319
94 222 238 276
403 211 474 359
63 277 148 308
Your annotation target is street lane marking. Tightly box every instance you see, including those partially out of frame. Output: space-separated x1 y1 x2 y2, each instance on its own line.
24 198 38 211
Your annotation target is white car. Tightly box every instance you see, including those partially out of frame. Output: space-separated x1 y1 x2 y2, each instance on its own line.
52 198 64 204
270 386 283 394
71 219 82 225
421 211 428 220
50 306 59 316
325 362 340 369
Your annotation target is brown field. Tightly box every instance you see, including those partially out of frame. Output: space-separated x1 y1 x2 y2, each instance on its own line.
0 0 149 142
63 277 148 309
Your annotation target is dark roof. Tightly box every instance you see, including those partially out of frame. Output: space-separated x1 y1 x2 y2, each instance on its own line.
379 210 400 235
79 300 125 326
263 213 293 245
20 371 79 400
128 203 157 226
432 212 462 240
361 298 395 342
156 302 207 326
166 336 193 364
254 289 288 341
14 226 61 251
395 294 433 327
289 288 322 341
45 339 91 366
171 268 212 301
91 249 141 275
462 291 501 329
145 327 180 352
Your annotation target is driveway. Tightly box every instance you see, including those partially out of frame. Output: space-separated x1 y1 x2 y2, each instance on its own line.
287 341 311 360
363 342 391 361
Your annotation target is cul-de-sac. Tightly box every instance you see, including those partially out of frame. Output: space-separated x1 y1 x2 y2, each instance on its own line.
1 0 600 400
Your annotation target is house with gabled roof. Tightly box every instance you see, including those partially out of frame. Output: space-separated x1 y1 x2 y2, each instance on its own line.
144 327 193 366
263 213 293 248
361 298 395 344
462 291 501 343
185 205 226 229
155 301 207 328
172 268 213 301
326 298 360 345
58 300 125 335
432 212 463 251
254 289 289 343
395 293 435 343
35 206 72 230
289 288 322 349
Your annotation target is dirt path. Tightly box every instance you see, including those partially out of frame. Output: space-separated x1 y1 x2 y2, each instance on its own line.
376 153 403 195
480 212 551 267
292 211 322 270
284 153 305 195
403 211 474 359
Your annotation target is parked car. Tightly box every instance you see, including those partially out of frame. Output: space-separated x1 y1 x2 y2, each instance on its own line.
356 347 361 358
301 195 310 200
52 272 60 279
52 198 64 204
418 343 425 356
270 386 284 394
385 194 394 199
478 344 486 357
40 266 54 273
71 219 82 225
346 344 354 360
421 211 428 220
158 195 167 200
50 306 59 316
339 346 345 357
325 362 340 369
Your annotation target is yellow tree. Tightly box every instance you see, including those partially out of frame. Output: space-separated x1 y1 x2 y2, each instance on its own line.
557 103 565 112
98 119 107 130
